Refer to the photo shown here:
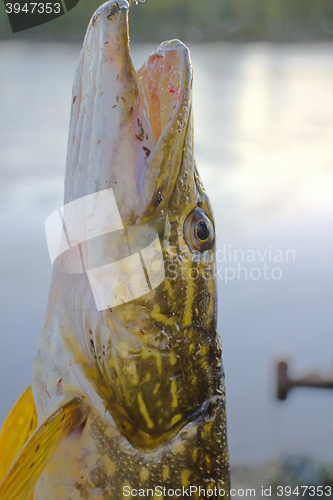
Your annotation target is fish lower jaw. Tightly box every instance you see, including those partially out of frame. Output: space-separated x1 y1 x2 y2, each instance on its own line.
74 361 225 453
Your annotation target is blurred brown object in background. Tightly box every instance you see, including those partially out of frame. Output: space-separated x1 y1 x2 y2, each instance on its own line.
277 361 333 401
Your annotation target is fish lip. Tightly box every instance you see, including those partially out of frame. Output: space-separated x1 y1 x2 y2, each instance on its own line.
137 39 193 220
106 1 130 19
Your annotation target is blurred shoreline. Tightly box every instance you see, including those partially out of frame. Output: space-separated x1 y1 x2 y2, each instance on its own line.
231 457 333 499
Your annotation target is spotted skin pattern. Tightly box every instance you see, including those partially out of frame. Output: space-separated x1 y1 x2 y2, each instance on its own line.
34 117 230 498
36 401 228 499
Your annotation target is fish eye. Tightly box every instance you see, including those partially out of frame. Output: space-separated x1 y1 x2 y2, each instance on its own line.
196 220 210 241
184 208 214 252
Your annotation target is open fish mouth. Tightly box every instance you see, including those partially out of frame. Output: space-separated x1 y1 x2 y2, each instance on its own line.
45 0 194 313
64 0 193 223
42 0 221 454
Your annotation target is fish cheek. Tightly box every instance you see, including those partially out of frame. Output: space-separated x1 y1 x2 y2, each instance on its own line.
107 341 185 443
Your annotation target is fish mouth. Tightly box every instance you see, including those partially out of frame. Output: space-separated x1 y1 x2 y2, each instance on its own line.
64 0 193 223
57 0 197 448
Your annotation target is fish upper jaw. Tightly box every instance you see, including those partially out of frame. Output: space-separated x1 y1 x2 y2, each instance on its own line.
64 0 153 222
64 0 193 224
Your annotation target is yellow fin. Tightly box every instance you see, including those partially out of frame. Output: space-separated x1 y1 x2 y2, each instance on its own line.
0 396 87 500
0 386 37 483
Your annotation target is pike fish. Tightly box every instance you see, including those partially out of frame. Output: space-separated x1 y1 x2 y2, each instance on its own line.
0 1 229 498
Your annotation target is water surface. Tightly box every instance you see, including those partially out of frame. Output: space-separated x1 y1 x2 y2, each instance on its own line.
0 41 332 464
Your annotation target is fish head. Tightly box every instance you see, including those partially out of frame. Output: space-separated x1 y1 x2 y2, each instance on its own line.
48 0 224 451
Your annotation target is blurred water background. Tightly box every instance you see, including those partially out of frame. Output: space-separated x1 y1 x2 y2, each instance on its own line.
0 0 333 474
